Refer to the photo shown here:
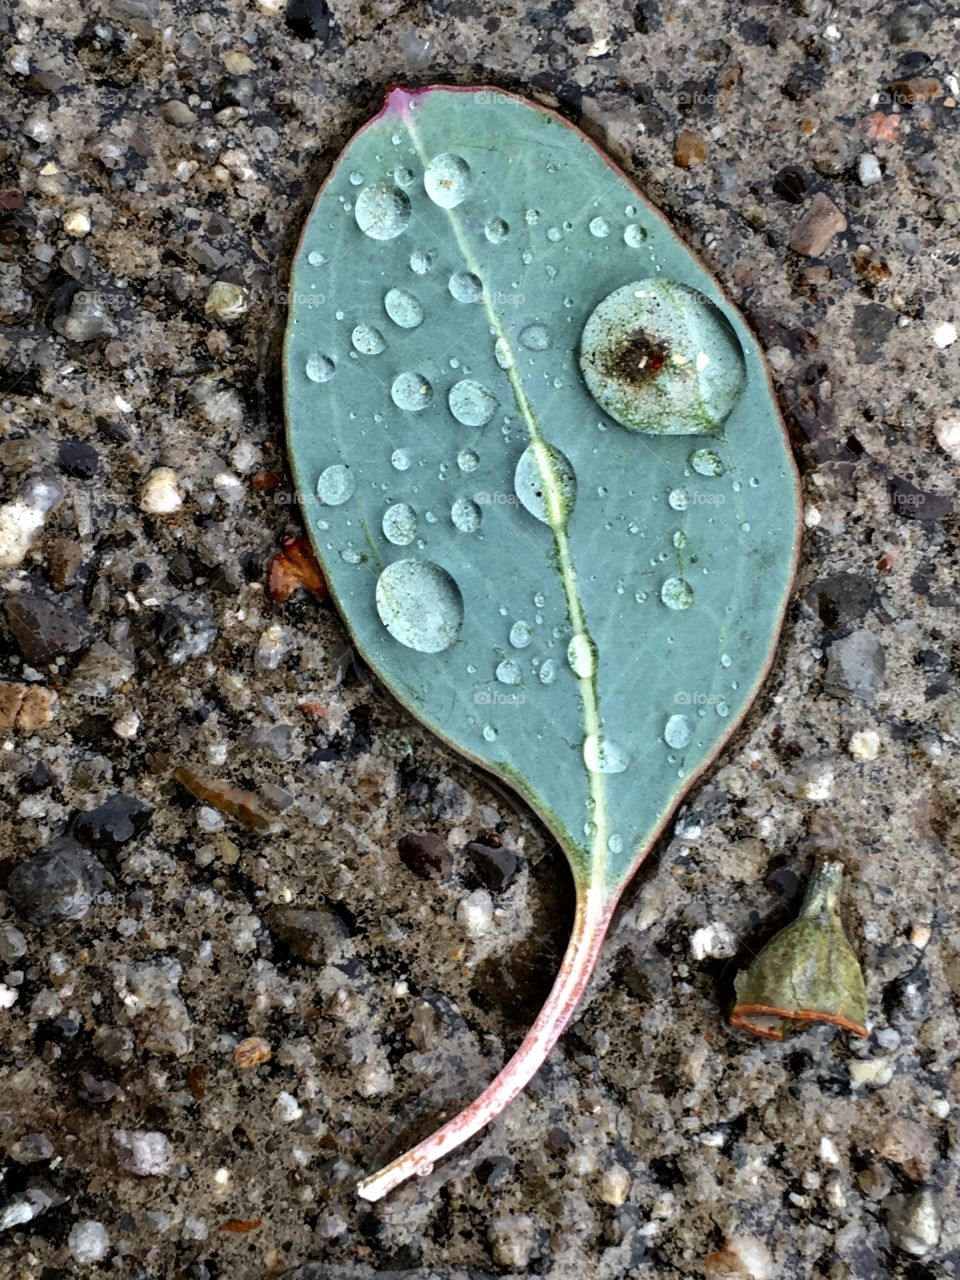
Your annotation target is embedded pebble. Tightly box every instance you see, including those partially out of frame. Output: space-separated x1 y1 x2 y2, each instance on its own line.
67 1220 110 1264
457 888 494 938
140 467 183 514
111 1130 174 1177
0 475 64 569
848 729 880 761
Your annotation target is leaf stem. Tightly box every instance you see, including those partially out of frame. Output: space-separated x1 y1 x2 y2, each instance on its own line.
356 884 615 1201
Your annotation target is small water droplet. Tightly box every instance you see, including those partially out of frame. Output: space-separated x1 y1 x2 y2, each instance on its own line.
635 590 648 603
316 463 355 506
391 371 433 411
305 352 336 383
306 250 327 266
409 248 435 274
482 724 497 742
451 496 482 532
720 652 732 668
624 224 646 248
740 521 751 533
533 592 546 608
546 225 563 242
519 324 550 351
521 249 533 265
661 577 694 610
583 734 631 774
348 170 364 186
496 658 521 685
538 657 558 685
448 271 483 303
690 449 725 477
567 633 596 678
375 559 464 653
382 502 417 546
424 153 471 209
351 324 386 355
716 700 730 718
509 620 533 649
673 530 687 549
668 487 689 511
457 448 479 473
589 216 610 238
494 337 514 369
391 448 411 471
340 546 361 564
448 379 498 427
525 208 541 225
394 166 415 187
664 713 692 749
484 217 509 243
354 183 411 240
608 833 624 854
384 287 424 328
514 443 577 524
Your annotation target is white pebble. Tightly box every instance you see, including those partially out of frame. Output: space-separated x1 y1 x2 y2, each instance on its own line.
599 1164 631 1206
933 322 957 349
68 1220 109 1263
690 921 737 961
848 729 880 762
141 468 183 515
858 154 882 186
0 475 64 568
457 888 494 938
0 985 18 1008
111 1129 173 1176
63 208 91 236
850 1058 895 1088
819 1136 840 1164
274 1090 303 1122
213 471 245 505
934 411 960 461
112 709 141 740
804 505 822 528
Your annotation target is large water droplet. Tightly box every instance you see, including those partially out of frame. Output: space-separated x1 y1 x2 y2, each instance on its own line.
664 714 692 749
448 379 498 427
583 734 631 774
316 464 355 506
579 280 746 435
668 487 689 511
567 633 596 678
384 287 423 329
661 577 694 610
538 657 558 685
351 325 386 355
623 224 647 248
382 502 417 546
391 372 433 411
484 217 509 243
457 448 479 473
354 183 411 240
519 324 550 351
424 153 471 208
514 443 577 524
391 448 411 471
690 448 725 477
509 620 533 649
306 352 335 383
589 216 610 238
375 559 464 653
451 496 482 532
496 659 521 685
448 271 483 303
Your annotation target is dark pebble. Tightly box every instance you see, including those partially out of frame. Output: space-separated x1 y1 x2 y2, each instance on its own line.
72 793 153 852
3 589 92 666
285 0 336 44
397 831 452 880
804 572 876 631
7 836 113 924
265 905 350 965
56 438 100 479
465 841 520 893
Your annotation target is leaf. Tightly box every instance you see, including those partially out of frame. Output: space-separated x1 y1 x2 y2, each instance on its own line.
284 85 801 1199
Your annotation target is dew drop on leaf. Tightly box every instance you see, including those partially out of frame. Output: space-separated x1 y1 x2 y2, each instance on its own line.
538 657 558 685
519 324 550 351
448 379 498 427
484 217 509 243
588 216 610 238
375 559 464 653
457 449 479 473
307 250 327 266
382 502 418 546
623 224 647 248
661 577 694 610
424 153 471 209
567 633 596 678
305 352 335 383
496 659 521 685
390 448 411 471
448 271 483 303
668 487 689 511
391 371 433 411
316 464 355 506
509 620 533 649
664 714 692 749
482 724 497 742
514 443 577 524
409 248 435 274
354 183 411 240
451 496 482 532
583 733 631 774
690 448 725 477
384 288 424 329
351 325 386 355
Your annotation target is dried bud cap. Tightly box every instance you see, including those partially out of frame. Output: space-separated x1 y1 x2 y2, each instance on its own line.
730 860 867 1040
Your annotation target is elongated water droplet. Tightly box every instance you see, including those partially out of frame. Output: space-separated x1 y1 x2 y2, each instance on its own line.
424 153 471 209
567 633 596 678
451 496 482 532
449 271 483 303
494 337 514 369
354 183 411 240
664 714 692 749
608 833 624 854
509 620 533 649
583 734 631 774
482 724 497 742
306 352 335 383
307 250 327 266
720 652 732 668
519 324 550 351
351 324 386 355
316 464 355 506
661 577 694 610
382 502 417 545
449 379 498 427
690 448 725 477
375 559 464 653
624 224 646 247
391 371 433 411
496 658 521 685
514 443 577 524
538 657 558 685
384 287 424 329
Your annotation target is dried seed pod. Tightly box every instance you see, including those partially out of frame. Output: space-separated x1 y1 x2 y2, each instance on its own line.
730 860 867 1040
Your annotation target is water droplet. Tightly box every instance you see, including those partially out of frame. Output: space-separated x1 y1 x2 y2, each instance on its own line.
394 166 415 187
509 620 533 649
448 379 498 427
533 592 546 608
521 249 533 265
340 546 361 564
567 633 596 678
624 224 646 248
546 225 563 242
457 448 479 473
664 714 692 749
740 521 751 533
484 217 509 243
351 324 386 355
494 337 514 370
690 449 725 477
382 502 417 546
451 496 482 533
348 170 364 186
482 724 497 742
673 530 687 549
608 833 624 854
720 652 732 668
305 352 335 383
354 183 411 240
391 448 411 471
589 216 610 238
424 153 471 208
316 463 355 506
749 476 760 488
635 590 648 603
661 577 694 610
716 700 730 718
409 248 435 275
538 658 558 685
496 658 521 685
384 287 424 328
668 487 689 511
448 271 483 303
583 734 631 774
307 250 327 266
391 371 433 411
525 208 541 225
375 559 464 653
519 324 550 351
514 443 577 524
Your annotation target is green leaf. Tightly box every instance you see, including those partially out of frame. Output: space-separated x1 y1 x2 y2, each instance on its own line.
284 85 801 1198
